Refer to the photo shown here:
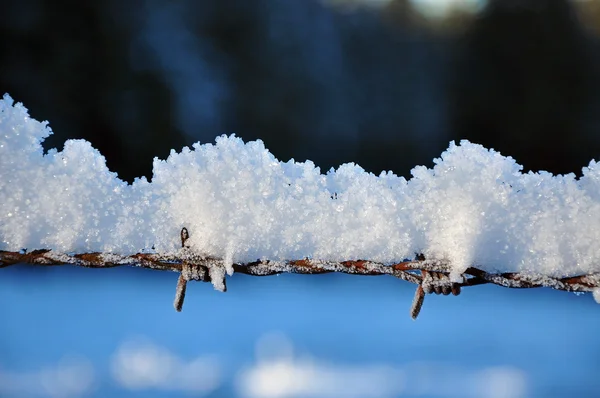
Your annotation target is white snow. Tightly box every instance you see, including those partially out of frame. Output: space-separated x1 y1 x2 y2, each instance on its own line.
111 337 221 394
2 93 600 281
237 332 528 398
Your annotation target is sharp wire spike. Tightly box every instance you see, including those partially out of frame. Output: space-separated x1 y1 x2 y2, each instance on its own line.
181 227 190 248
175 227 191 312
410 284 425 320
174 273 187 312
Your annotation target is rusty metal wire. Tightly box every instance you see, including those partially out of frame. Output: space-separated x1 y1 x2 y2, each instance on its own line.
2 228 599 318
2 248 599 318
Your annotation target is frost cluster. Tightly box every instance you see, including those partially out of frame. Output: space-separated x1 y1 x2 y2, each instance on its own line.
2 94 600 279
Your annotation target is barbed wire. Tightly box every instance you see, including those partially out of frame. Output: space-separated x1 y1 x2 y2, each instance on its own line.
1 228 599 319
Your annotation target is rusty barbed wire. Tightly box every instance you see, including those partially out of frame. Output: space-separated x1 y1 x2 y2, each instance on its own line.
1 229 599 318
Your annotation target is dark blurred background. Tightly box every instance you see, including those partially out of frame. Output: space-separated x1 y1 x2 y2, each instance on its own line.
3 0 600 182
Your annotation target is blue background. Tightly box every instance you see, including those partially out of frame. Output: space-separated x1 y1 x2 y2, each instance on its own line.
1 265 598 397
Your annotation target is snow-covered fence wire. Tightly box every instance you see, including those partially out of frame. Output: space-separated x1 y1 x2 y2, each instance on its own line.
2 237 600 318
2 93 600 319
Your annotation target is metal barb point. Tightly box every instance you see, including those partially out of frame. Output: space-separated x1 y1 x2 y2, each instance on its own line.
181 227 189 248
174 273 187 312
410 284 425 320
175 227 191 312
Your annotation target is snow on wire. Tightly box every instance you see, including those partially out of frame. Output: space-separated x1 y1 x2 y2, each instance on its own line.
1 93 600 318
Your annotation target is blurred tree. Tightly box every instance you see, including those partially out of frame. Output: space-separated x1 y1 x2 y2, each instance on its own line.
449 0 598 175
573 0 600 34
383 0 477 33
9 0 600 183
180 0 447 176
0 0 186 182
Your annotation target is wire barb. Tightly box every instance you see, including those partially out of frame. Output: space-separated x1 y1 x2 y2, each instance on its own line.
410 284 425 320
173 228 211 311
174 273 187 312
173 260 211 311
411 269 462 319
181 227 190 248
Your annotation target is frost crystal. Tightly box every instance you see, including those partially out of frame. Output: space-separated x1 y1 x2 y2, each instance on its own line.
2 94 600 281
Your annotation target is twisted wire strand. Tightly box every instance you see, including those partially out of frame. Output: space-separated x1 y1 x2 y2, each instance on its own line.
1 248 598 317
1 249 598 291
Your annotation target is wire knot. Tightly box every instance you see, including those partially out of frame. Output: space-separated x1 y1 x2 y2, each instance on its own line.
410 269 462 320
181 261 208 282
421 270 461 296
